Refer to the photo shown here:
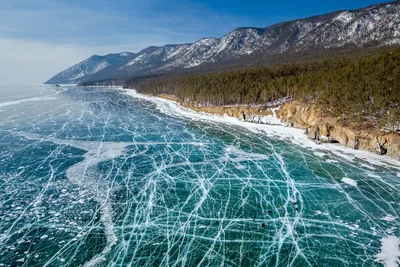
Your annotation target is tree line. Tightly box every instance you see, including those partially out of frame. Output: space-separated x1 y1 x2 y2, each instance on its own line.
126 48 400 131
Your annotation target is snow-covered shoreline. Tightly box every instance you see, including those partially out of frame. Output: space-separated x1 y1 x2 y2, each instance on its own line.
123 88 400 169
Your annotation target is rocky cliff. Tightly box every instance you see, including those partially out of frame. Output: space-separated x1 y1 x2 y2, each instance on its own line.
158 94 400 159
277 102 400 159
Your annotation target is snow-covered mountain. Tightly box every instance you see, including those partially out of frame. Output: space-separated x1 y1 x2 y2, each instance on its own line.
45 52 135 84
46 1 400 84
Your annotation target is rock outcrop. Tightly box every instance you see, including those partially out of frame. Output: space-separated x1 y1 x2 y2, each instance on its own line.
277 102 400 159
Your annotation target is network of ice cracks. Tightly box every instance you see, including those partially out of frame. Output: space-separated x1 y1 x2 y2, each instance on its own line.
0 85 399 267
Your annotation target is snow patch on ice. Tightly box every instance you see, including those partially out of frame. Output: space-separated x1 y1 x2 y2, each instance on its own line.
315 210 329 215
375 236 400 267
381 215 397 222
341 177 358 187
367 173 381 179
326 159 339 163
314 152 327 158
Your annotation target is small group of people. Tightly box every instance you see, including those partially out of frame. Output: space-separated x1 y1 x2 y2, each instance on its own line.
255 201 300 228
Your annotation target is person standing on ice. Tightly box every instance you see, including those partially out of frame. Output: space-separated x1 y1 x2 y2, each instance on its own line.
279 204 286 216
293 201 299 211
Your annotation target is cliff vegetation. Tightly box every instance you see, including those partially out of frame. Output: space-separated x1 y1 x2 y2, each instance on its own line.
127 48 400 133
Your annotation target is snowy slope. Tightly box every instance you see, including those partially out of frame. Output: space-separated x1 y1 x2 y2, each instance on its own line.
46 2 400 84
45 52 135 84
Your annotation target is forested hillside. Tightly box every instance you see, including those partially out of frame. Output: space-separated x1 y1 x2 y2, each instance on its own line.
127 48 400 131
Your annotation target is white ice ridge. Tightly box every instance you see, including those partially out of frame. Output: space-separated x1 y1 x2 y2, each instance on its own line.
123 89 400 169
0 96 56 107
375 236 400 267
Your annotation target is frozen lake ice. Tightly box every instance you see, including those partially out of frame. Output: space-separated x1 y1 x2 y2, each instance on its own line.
0 85 399 266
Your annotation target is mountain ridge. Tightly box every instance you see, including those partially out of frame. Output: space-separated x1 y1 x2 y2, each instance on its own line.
45 52 135 84
45 1 400 84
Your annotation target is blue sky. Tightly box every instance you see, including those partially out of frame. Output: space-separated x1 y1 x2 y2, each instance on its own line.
0 0 391 84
